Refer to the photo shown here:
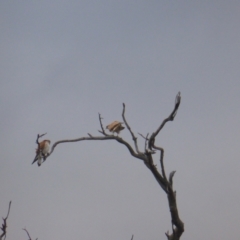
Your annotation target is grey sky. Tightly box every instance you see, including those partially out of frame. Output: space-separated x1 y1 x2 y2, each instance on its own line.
1 1 240 239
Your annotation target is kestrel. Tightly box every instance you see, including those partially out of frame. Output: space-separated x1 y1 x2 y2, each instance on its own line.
32 140 51 166
106 121 124 135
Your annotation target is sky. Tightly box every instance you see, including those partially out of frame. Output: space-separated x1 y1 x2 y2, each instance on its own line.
1 1 240 239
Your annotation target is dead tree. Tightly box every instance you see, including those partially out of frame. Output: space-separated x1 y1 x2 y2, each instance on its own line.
37 92 184 240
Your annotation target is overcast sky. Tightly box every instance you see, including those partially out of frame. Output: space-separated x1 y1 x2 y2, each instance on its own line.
1 1 240 240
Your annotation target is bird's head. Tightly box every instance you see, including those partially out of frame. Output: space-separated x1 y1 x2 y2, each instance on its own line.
45 140 51 144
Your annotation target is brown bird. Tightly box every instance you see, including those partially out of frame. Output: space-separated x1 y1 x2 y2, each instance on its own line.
106 121 124 135
32 140 51 166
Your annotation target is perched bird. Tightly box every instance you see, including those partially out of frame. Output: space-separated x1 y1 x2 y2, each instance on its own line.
106 121 124 135
32 140 51 166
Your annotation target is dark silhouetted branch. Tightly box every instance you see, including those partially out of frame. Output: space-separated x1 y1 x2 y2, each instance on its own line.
138 132 150 153
148 92 181 150
152 144 166 180
169 171 176 188
23 228 38 240
122 103 142 154
47 135 145 162
35 133 47 145
98 113 108 136
0 201 11 240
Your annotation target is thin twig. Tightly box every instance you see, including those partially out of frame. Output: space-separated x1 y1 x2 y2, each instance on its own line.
138 133 149 152
35 133 47 145
138 133 148 140
122 103 142 154
148 92 181 150
144 133 149 152
23 228 31 240
23 228 38 240
169 171 176 188
98 113 108 136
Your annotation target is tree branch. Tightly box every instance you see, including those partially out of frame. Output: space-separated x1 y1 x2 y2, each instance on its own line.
122 103 142 154
46 135 146 162
169 171 176 188
23 228 38 240
145 154 168 193
35 133 47 145
138 133 150 153
0 201 11 240
148 92 181 150
98 113 108 136
143 92 184 239
166 187 184 240
41 109 146 162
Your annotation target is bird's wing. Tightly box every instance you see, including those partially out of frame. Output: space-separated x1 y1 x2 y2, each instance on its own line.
107 121 120 131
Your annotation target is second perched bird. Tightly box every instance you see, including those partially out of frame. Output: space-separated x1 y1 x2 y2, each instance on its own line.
106 121 124 135
32 140 51 166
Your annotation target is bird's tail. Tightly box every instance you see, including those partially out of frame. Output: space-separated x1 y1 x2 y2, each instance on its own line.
32 155 38 165
32 154 42 166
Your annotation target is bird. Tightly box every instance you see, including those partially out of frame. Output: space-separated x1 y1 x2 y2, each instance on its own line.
106 121 124 135
32 140 51 166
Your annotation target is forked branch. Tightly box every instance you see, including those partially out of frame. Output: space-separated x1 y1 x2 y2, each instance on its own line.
148 92 181 150
35 133 47 145
122 103 142 154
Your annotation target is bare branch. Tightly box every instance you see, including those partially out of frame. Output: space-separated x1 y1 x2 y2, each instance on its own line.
122 103 142 154
35 133 47 145
0 201 12 240
144 133 149 152
169 171 176 187
131 234 134 240
148 92 181 150
151 144 166 180
46 135 146 162
165 231 170 240
23 228 38 240
98 113 108 136
40 110 146 164
145 154 168 193
141 92 183 239
23 228 31 240
138 133 148 141
138 133 149 152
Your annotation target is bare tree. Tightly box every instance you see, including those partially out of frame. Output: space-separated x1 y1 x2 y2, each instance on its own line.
37 92 184 240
